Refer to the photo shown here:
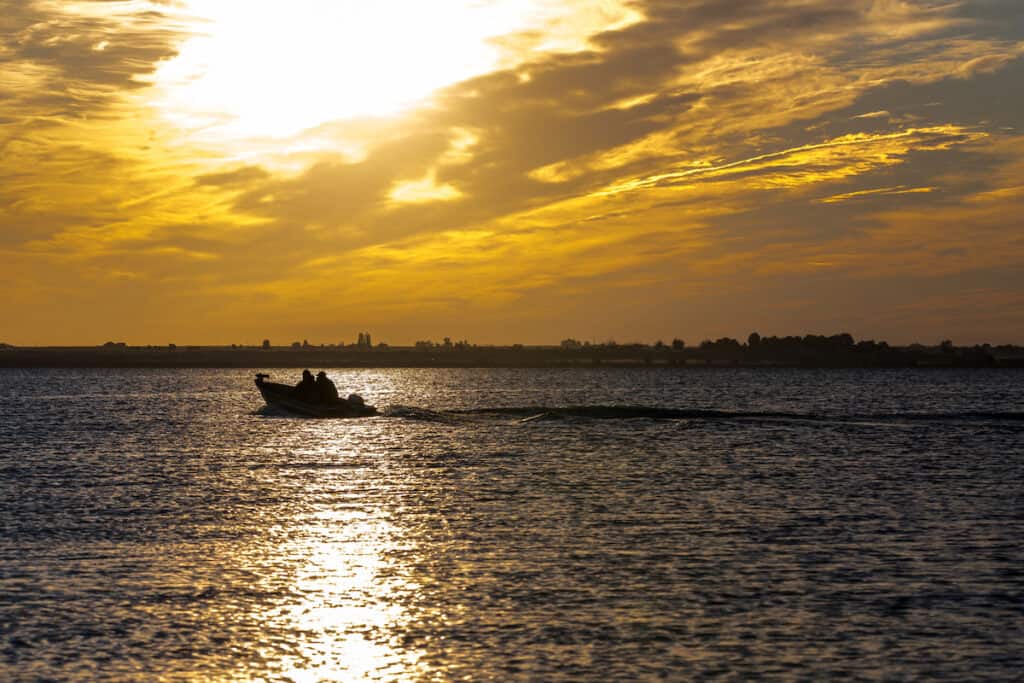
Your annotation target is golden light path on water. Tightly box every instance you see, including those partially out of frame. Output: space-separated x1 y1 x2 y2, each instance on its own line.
148 0 642 149
269 509 426 681
247 373 436 681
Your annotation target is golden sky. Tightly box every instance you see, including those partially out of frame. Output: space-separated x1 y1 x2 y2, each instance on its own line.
2 0 1023 345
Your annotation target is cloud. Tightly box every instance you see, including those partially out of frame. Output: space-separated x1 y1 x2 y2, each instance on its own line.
819 186 935 204
2 0 1024 343
955 51 1024 78
196 166 271 187
0 1 185 118
853 111 891 120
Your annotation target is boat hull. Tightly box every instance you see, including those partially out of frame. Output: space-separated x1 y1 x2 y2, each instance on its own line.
256 379 377 418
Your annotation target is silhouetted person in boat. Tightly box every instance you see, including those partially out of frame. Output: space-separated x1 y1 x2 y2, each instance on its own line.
295 369 316 400
316 370 339 403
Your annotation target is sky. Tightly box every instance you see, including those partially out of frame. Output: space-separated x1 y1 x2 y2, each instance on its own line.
1 0 1022 346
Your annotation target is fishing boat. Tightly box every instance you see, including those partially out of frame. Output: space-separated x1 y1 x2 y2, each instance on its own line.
254 373 378 418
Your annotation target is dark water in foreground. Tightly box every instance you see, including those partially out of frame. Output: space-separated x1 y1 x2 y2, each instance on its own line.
1 368 1022 681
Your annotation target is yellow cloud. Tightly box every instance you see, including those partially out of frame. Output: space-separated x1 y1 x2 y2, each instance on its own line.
597 127 985 197
820 186 936 204
388 171 462 204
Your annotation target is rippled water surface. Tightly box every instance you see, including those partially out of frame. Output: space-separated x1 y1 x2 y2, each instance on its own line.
2 368 1023 680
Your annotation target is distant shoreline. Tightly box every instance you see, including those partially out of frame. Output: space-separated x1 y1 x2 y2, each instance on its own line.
1 346 1021 369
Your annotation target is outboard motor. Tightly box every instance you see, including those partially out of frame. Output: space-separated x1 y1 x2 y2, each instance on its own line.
347 393 365 407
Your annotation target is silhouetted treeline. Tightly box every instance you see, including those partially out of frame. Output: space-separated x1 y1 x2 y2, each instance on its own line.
1 333 1022 368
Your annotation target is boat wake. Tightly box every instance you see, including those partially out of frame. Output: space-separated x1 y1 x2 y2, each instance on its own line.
379 405 1024 425
381 405 458 422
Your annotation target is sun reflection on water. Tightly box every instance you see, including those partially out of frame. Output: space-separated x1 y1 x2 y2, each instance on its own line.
255 418 430 682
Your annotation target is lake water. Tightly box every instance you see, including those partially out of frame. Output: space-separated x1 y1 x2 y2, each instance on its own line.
2 368 1022 681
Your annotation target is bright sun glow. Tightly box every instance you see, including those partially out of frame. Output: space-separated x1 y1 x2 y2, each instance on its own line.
150 0 642 142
